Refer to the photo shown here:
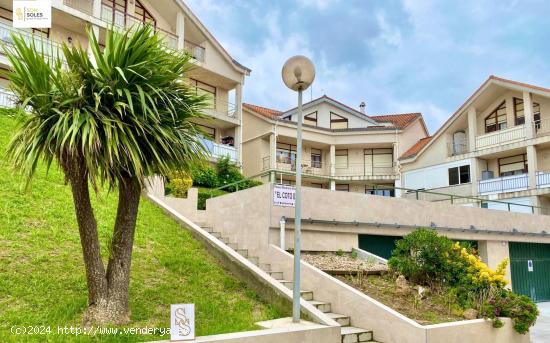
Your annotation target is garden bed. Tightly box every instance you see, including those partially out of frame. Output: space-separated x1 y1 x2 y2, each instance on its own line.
301 251 388 274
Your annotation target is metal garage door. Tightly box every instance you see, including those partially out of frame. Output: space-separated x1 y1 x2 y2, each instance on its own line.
510 242 550 302
358 234 400 260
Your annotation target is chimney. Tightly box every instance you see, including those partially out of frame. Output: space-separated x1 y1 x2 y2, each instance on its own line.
359 101 366 114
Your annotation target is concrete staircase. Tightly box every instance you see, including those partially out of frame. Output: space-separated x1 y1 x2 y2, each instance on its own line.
201 225 380 343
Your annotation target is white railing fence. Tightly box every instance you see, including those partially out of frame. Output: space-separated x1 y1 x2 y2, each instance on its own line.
536 171 550 188
0 89 16 108
0 22 65 62
478 173 528 195
475 125 526 149
201 138 237 161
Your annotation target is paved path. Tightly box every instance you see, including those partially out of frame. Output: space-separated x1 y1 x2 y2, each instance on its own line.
532 302 550 343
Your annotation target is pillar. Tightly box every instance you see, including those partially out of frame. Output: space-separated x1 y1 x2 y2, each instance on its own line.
470 157 479 196
329 144 335 191
235 83 243 168
92 0 102 18
467 107 477 152
176 11 185 50
527 144 537 190
478 240 512 288
523 91 535 139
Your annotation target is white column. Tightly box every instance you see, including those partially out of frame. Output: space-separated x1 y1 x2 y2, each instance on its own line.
126 0 135 15
527 144 537 190
329 145 335 190
235 83 243 167
176 11 185 50
523 91 535 139
470 157 479 196
467 107 477 152
92 0 102 18
269 133 276 182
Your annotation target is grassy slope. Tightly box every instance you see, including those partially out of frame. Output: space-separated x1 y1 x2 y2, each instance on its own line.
0 114 279 342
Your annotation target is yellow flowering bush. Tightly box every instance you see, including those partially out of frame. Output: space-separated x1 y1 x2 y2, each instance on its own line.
452 242 508 289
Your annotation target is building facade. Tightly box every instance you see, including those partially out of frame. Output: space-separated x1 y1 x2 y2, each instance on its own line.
400 76 550 215
242 95 429 193
0 0 249 164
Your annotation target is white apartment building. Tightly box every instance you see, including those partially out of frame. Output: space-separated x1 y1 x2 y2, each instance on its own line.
0 0 249 164
400 75 550 214
242 95 429 193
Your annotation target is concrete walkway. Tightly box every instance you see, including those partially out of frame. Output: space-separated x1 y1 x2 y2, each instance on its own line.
532 302 550 343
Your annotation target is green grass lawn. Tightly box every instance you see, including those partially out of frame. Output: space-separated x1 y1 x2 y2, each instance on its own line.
0 113 280 342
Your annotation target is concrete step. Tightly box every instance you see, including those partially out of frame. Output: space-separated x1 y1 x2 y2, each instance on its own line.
201 226 214 233
340 326 373 343
236 249 248 258
279 280 293 289
259 263 271 271
247 256 259 265
300 290 314 301
326 312 350 326
210 231 222 239
226 242 238 250
308 300 331 313
267 271 284 280
221 236 231 244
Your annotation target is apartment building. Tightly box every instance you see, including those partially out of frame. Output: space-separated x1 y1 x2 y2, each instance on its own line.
0 0 249 164
242 95 429 193
400 75 550 214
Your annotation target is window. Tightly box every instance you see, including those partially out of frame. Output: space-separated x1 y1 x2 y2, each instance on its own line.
196 124 215 140
304 112 317 126
448 165 470 185
335 149 348 169
330 112 348 129
101 0 127 26
485 101 507 133
499 154 527 177
364 148 393 175
134 0 156 25
276 143 296 165
514 97 541 126
365 186 394 197
335 184 349 192
189 79 216 109
311 148 322 168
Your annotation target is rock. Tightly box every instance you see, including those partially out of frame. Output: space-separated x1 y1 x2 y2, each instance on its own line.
463 308 478 320
416 285 429 299
395 275 411 295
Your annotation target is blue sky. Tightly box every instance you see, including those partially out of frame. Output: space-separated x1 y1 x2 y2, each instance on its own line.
186 0 550 133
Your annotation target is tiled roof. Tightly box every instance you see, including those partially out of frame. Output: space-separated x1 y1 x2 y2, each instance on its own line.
370 113 422 129
243 103 282 119
400 136 432 160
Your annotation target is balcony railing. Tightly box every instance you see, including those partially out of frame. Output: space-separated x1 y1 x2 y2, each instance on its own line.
204 101 236 119
534 119 550 136
475 125 526 150
334 163 397 178
447 139 469 156
100 5 178 50
478 173 528 195
201 139 237 162
0 22 65 62
0 89 15 108
63 0 93 15
537 171 550 188
184 40 205 62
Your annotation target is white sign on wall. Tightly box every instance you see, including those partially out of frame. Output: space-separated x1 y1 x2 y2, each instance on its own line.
273 184 296 207
170 304 195 341
528 260 534 272
13 0 52 28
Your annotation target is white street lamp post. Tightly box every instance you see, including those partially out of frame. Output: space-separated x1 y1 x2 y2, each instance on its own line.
281 55 315 323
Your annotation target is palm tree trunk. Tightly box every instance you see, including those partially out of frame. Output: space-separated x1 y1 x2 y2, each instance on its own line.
65 155 108 313
105 176 141 322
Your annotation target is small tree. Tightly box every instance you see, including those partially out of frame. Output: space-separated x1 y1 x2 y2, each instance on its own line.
4 26 208 324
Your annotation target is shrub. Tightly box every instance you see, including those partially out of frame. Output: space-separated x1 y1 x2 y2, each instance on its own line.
165 171 193 198
197 188 227 210
215 156 244 192
191 164 218 188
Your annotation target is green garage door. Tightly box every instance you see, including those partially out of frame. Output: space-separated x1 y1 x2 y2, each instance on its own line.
510 242 550 302
358 234 400 260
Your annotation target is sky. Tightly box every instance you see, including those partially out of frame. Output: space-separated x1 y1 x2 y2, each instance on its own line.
185 0 550 133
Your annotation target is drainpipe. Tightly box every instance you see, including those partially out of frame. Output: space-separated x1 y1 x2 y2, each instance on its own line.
279 216 286 250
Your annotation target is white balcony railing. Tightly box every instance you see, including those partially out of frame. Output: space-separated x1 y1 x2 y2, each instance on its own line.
447 139 469 157
475 125 526 150
184 40 205 62
0 89 16 108
478 173 528 195
536 171 550 189
0 22 64 62
535 119 550 136
333 163 397 178
201 139 237 162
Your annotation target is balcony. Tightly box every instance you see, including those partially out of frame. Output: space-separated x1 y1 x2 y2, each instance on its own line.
334 163 397 179
0 89 15 108
475 125 526 150
201 139 237 162
63 0 93 15
263 157 328 176
478 173 528 195
537 171 550 189
184 40 205 62
447 139 469 157
0 22 65 62
534 119 550 137
100 5 178 50
204 101 236 120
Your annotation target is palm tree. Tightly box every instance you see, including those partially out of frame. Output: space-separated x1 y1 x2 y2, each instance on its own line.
4 26 208 324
